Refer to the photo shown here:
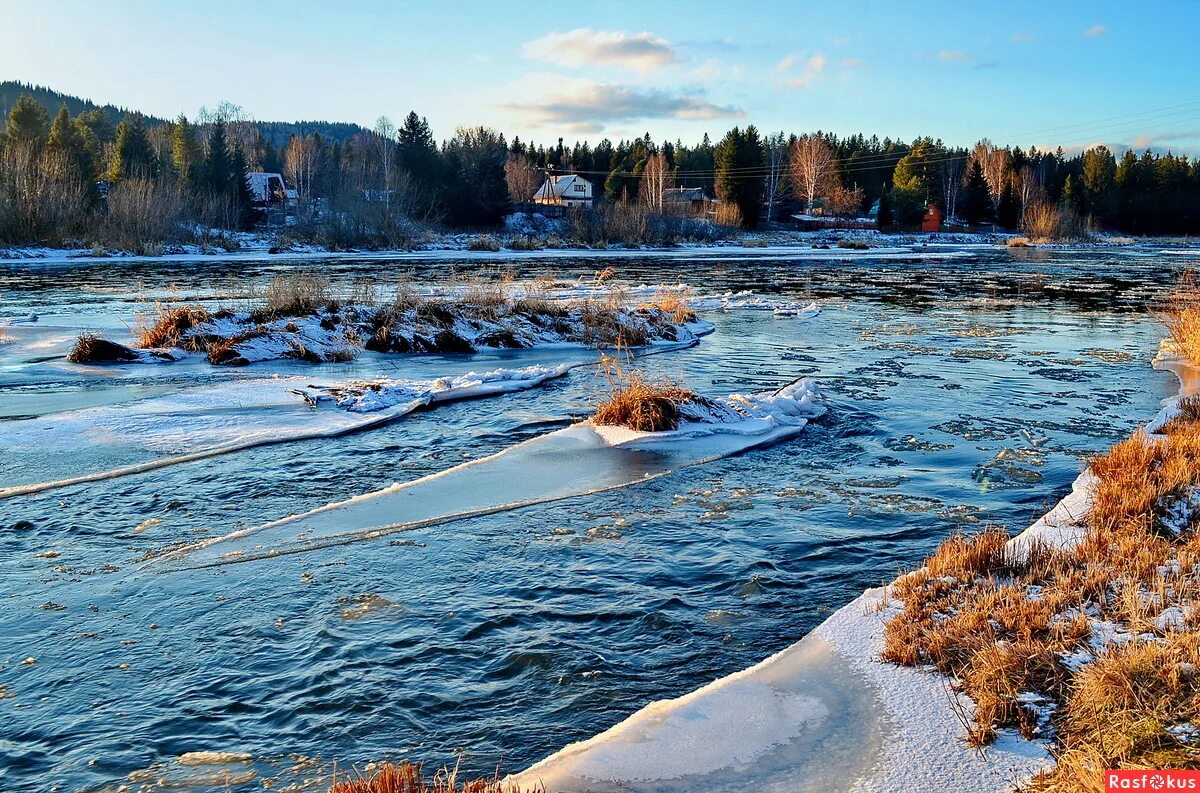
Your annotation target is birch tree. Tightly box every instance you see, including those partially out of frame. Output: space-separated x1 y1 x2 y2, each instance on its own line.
373 115 396 211
503 154 540 204
283 134 320 206
762 132 789 223
639 153 672 211
790 134 838 214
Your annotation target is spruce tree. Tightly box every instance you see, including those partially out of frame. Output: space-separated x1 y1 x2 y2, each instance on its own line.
714 126 765 228
995 183 1020 230
171 115 203 190
108 116 156 180
877 184 893 229
960 159 993 227
231 147 256 229
203 119 233 196
47 105 94 186
5 95 50 148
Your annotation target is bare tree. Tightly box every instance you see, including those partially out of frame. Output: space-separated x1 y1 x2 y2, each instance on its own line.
639 153 672 211
504 154 541 204
971 139 1010 203
941 157 964 220
373 115 396 212
283 134 321 207
762 132 789 223
790 134 838 214
828 183 865 218
1015 165 1045 218
198 101 257 161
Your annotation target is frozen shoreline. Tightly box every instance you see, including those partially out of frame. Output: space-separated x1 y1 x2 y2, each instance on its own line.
507 346 1197 793
0 228 1151 267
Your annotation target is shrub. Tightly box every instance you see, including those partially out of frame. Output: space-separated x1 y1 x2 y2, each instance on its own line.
98 178 191 253
466 234 501 252
1024 202 1088 243
1162 273 1200 365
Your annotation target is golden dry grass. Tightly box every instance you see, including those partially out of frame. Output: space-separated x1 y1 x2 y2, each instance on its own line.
593 372 702 432
137 305 212 350
1162 273 1200 364
884 396 1200 789
637 288 696 325
328 762 534 793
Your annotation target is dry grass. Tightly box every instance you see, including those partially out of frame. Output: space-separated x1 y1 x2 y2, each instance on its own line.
1162 273 1200 364
264 273 336 318
884 393 1200 789
637 288 696 325
137 305 212 350
590 369 700 431
328 762 534 793
1007 236 1033 248
67 333 141 363
1024 202 1088 243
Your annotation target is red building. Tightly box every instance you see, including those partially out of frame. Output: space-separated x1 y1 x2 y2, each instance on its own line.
921 204 943 232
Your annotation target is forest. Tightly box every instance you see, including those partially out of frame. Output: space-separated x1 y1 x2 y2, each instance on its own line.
2 81 1199 250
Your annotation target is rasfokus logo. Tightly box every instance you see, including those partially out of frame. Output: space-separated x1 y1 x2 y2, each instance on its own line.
1107 771 1200 790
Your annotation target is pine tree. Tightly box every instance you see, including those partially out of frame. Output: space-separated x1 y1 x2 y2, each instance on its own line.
171 115 203 190
5 95 50 148
960 159 993 227
1060 174 1083 214
108 116 156 180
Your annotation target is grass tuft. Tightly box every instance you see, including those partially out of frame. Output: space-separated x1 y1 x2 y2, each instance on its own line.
137 305 212 350
328 761 535 793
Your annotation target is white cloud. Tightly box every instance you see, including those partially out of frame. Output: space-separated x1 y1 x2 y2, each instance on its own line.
691 58 724 80
521 28 677 72
779 53 827 90
1084 24 1108 38
499 73 744 132
1011 32 1033 43
938 50 969 62
839 57 867 69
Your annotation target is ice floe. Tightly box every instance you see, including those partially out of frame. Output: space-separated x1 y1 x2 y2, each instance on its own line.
150 379 825 569
0 364 569 498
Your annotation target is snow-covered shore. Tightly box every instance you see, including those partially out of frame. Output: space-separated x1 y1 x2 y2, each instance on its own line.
507 348 1198 793
0 227 1150 267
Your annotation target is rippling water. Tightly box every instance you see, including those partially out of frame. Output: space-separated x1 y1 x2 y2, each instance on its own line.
0 243 1188 792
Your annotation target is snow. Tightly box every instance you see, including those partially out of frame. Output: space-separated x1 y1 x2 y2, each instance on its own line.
0 364 569 499
151 379 826 570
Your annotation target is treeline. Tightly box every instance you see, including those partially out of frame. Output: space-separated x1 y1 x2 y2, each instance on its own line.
3 87 1200 250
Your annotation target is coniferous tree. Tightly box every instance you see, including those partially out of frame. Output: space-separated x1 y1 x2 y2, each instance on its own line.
5 95 50 148
397 112 440 202
171 115 203 190
231 147 256 229
203 119 233 196
960 159 992 226
714 126 765 228
995 182 1020 230
47 105 95 187
108 116 156 180
876 184 893 229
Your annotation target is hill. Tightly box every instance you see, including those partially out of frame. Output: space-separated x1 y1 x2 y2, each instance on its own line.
0 81 368 145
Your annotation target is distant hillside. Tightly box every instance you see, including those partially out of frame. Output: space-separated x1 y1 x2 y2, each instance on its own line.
0 81 165 126
0 81 368 145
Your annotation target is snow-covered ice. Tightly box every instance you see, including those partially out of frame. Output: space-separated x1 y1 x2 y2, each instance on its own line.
0 364 569 498
151 380 826 569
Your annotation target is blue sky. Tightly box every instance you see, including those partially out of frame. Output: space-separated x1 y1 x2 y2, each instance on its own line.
2 0 1198 155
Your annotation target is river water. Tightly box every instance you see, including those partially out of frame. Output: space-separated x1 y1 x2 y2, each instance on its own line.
0 243 1187 792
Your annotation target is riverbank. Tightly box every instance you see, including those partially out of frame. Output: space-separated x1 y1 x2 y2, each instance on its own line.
0 226 1151 266
504 345 1199 793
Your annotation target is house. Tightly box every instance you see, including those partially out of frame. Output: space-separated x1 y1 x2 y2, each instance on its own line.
660 186 716 214
245 172 293 207
921 203 943 232
533 174 593 208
